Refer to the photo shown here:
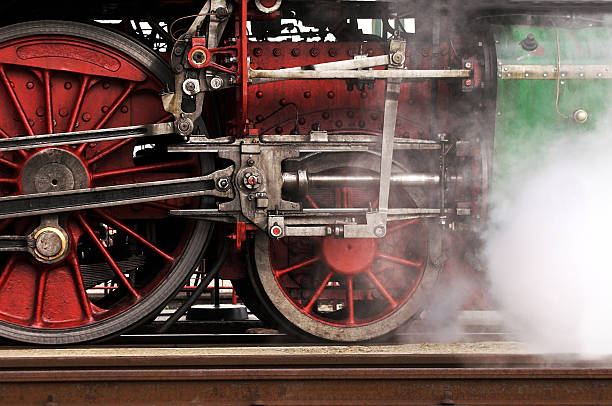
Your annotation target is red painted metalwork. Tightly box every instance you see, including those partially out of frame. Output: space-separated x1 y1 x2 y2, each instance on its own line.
0 34 200 330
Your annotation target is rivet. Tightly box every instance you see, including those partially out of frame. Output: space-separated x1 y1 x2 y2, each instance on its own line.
367 49 374 56
256 90 264 98
82 113 91 122
310 48 320 57
253 47 263 57
279 98 288 106
328 48 337 57
102 81 110 89
291 48 301 57
370 113 379 121
101 106 109 113
35 107 44 117
255 114 264 122
59 108 68 117
360 91 368 99
358 120 365 128
303 91 311 98
327 91 335 99
298 117 306 125
335 120 343 128
275 126 283 134
26 81 34 89
272 48 281 57
347 111 354 118
322 112 330 119
121 105 129 113
64 82 72 90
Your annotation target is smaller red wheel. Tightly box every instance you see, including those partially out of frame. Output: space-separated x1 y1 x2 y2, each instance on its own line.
251 153 442 342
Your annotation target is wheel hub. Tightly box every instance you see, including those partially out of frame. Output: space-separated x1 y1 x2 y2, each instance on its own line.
321 238 376 275
20 148 89 194
33 226 68 261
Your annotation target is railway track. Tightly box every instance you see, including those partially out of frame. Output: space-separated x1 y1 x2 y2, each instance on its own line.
0 344 610 405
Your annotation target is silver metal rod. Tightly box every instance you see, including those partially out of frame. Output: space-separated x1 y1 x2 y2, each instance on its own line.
283 173 440 188
249 68 471 81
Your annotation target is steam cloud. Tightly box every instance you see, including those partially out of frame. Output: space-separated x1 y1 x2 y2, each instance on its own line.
483 126 612 356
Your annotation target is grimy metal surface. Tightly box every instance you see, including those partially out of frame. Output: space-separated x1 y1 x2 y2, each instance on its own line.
0 345 610 405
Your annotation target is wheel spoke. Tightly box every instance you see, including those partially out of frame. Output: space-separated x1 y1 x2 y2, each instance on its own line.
68 253 93 321
303 271 333 313
42 69 53 134
376 251 422 268
0 128 27 158
32 269 48 326
342 187 350 208
155 113 173 124
67 75 91 133
0 157 19 170
0 255 16 291
366 268 398 308
274 256 321 277
0 65 34 136
76 213 140 298
387 219 421 234
94 209 174 262
76 81 135 154
346 275 355 325
94 82 135 130
0 219 12 233
304 194 320 209
86 138 132 166
91 159 193 181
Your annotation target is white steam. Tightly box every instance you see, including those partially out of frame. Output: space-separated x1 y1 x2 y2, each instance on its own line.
484 128 612 356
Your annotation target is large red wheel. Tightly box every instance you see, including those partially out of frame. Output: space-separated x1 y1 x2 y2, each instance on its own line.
0 21 212 344
252 153 442 342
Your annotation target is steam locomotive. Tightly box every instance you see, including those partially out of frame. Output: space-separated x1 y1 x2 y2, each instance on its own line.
0 0 605 344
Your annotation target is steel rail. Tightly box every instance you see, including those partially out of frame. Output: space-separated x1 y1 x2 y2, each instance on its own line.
0 352 610 405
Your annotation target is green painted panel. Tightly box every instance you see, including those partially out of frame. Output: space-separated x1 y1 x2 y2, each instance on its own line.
493 25 612 185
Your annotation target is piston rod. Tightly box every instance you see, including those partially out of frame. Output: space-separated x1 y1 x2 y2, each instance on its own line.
282 171 441 194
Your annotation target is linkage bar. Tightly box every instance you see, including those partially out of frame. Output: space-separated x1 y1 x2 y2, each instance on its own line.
0 166 233 219
0 123 175 153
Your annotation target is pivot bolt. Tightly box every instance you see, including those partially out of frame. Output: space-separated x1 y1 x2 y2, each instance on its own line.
373 225 386 238
210 76 224 89
391 51 405 65
243 171 261 190
270 223 283 238
176 118 194 135
216 177 230 191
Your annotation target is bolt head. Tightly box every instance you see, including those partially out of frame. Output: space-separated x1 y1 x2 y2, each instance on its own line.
373 225 386 238
210 77 224 89
573 109 589 123
391 51 405 65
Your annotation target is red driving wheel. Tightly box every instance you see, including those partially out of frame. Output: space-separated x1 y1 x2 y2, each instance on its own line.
0 21 212 344
252 153 441 342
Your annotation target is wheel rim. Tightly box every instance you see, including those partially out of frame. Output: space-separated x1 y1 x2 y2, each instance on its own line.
254 153 441 341
0 22 208 341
